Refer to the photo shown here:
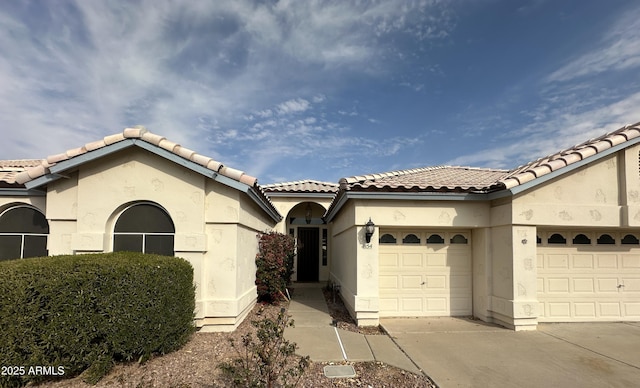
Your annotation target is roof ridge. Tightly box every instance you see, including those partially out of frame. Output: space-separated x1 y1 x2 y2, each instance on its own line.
14 126 258 187
262 179 339 188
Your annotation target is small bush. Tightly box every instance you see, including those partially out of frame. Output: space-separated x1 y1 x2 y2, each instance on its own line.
255 232 296 303
0 252 195 387
220 307 310 387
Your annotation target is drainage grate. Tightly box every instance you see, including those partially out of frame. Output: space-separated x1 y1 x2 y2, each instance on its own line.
323 365 356 378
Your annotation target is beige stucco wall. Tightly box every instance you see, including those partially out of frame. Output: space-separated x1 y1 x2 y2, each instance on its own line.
0 196 46 214
510 154 622 227
39 147 275 331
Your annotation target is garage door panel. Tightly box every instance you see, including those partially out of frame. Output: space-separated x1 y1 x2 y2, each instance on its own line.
402 253 422 267
401 298 423 312
425 275 446 289
622 255 640 268
539 242 640 322
547 302 571 318
380 298 399 312
547 278 569 293
624 303 640 316
426 298 447 313
401 275 423 289
450 275 470 288
597 278 619 292
548 254 569 268
574 303 596 318
623 278 640 291
426 253 446 267
379 276 398 289
573 278 595 292
573 255 594 268
379 230 471 317
600 303 621 317
380 253 399 267
597 255 617 268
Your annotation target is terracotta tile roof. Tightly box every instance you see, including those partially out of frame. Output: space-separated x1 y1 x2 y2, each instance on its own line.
499 122 640 189
0 159 45 186
262 180 339 194
14 127 258 187
340 166 509 193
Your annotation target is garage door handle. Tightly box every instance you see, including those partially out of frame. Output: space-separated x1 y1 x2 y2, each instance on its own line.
617 284 625 289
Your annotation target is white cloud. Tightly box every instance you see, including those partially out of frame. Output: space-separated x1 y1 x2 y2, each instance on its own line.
547 7 640 82
0 0 453 164
276 98 310 115
447 92 640 169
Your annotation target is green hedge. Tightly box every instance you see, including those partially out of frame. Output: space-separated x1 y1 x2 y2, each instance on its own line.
0 252 195 387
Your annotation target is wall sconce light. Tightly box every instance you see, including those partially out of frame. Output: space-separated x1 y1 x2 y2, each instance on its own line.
365 218 375 243
305 203 312 224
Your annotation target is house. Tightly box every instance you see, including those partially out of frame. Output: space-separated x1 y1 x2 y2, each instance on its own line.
2 123 640 332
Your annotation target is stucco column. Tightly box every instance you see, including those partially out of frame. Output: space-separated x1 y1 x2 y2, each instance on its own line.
472 228 492 321
354 223 379 326
490 225 538 330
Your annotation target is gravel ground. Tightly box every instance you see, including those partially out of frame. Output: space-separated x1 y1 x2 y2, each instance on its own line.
33 289 436 387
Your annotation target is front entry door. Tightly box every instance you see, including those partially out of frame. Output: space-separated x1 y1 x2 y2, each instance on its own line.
297 227 319 281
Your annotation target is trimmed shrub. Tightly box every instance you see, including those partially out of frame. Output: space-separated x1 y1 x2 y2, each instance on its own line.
0 252 195 387
255 232 296 303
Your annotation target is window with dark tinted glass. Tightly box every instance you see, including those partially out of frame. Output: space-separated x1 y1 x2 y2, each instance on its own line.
0 207 49 260
622 234 640 245
427 234 445 244
548 233 567 244
114 204 174 256
379 234 397 244
402 234 420 244
450 234 468 244
572 234 591 245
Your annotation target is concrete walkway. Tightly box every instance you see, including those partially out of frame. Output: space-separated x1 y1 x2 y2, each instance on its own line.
284 283 422 375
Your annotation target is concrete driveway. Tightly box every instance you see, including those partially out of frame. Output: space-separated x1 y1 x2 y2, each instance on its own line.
381 318 640 388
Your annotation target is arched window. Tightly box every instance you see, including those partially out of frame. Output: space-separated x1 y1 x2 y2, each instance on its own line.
379 234 397 244
427 234 445 244
596 234 615 245
114 203 175 256
622 234 640 245
0 206 49 260
450 234 468 244
536 235 541 245
402 234 420 244
572 234 591 245
548 233 566 244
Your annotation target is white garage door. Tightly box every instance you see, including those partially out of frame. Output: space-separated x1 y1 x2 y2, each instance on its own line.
538 231 640 322
379 230 472 317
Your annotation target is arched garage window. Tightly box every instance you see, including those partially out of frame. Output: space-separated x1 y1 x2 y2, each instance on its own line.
113 203 175 256
0 206 49 260
379 234 397 244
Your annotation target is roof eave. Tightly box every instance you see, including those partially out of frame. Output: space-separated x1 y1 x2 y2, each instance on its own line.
506 135 640 195
0 188 47 197
324 190 503 222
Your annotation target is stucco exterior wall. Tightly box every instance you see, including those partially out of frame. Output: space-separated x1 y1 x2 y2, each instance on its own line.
36 148 275 331
512 155 621 227
0 196 46 213
353 199 491 228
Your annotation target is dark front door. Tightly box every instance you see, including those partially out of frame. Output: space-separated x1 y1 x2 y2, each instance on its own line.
297 227 319 281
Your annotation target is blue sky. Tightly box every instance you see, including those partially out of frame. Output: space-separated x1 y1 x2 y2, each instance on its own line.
2 1 640 184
